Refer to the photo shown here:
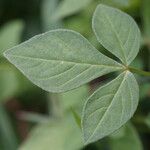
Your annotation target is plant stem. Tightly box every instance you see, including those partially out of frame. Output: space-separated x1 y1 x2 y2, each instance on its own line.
70 108 81 129
128 67 150 77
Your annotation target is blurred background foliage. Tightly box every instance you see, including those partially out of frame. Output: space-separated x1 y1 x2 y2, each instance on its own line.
0 0 150 150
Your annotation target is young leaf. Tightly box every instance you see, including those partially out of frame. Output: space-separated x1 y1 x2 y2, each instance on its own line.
52 0 92 21
0 65 18 102
109 123 143 150
0 20 24 57
92 4 140 65
20 115 83 150
82 71 139 144
4 29 123 93
59 85 89 113
0 104 18 150
101 0 130 8
42 0 62 31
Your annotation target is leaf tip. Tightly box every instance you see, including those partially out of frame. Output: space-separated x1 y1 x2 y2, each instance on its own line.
81 119 95 146
3 50 9 59
82 133 91 146
3 48 11 62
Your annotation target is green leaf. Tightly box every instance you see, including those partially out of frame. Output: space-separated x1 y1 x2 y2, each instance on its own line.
60 85 89 113
0 104 18 150
4 29 123 93
42 0 62 31
92 4 140 65
20 115 83 150
109 123 143 150
0 20 24 57
60 85 89 127
19 112 50 124
52 0 92 21
82 71 139 144
0 65 18 102
101 0 130 8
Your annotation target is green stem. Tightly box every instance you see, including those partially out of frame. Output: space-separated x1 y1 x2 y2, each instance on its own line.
70 108 81 129
128 67 150 77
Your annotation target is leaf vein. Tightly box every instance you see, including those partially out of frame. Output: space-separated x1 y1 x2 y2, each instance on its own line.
86 72 128 143
103 10 127 64
6 54 123 69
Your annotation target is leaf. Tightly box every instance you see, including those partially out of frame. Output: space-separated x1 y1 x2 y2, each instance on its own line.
92 4 140 65
82 71 139 144
42 0 62 31
19 115 83 150
60 85 89 113
52 0 92 21
101 0 130 8
109 123 143 150
60 85 89 127
4 29 123 93
0 20 24 57
19 112 50 124
0 65 18 102
0 104 18 150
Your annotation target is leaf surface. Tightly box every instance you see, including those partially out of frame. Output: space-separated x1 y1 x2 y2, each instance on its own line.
52 0 92 20
0 104 18 150
0 20 23 57
101 0 130 7
42 0 62 31
82 71 139 144
4 29 123 93
20 115 83 150
92 4 140 65
60 85 89 114
0 65 18 102
110 123 143 150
